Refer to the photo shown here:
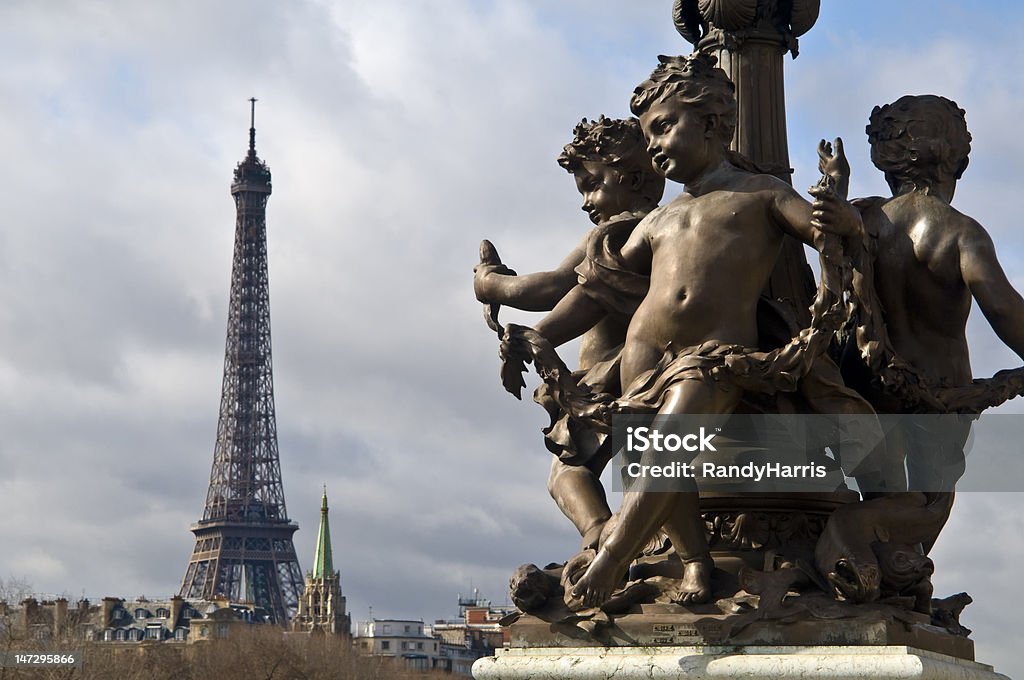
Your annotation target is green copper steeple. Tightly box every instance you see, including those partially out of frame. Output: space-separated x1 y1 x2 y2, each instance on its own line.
311 485 335 579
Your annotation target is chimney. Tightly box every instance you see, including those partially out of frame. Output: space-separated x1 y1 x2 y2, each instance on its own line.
54 598 68 636
20 598 38 631
170 596 184 627
101 597 122 627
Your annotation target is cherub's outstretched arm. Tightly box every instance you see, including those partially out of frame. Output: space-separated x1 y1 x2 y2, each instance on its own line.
496 287 609 399
474 235 587 312
960 223 1024 360
498 221 653 396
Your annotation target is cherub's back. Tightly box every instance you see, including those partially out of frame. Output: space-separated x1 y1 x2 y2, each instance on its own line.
866 192 974 383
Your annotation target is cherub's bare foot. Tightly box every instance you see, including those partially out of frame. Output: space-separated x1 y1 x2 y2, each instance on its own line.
670 555 713 606
570 548 628 609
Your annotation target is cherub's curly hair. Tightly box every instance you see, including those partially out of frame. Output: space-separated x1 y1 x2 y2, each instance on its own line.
557 116 664 210
558 116 645 171
629 53 737 145
866 95 971 194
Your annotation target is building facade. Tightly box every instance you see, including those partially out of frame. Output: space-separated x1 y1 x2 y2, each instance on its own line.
355 595 513 676
0 595 270 644
356 618 440 671
429 594 512 676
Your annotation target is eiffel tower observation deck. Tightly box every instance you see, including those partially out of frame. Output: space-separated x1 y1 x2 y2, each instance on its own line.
178 100 304 624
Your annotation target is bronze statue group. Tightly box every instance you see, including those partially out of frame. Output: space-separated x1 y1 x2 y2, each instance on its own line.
474 53 1024 628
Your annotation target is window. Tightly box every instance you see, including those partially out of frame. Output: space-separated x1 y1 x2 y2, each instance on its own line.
381 641 390 651
404 625 410 633
174 628 187 641
134 609 147 620
156 608 170 618
416 642 424 651
146 626 161 640
383 624 391 633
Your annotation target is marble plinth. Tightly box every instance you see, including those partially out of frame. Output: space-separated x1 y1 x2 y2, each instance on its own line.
472 645 1010 679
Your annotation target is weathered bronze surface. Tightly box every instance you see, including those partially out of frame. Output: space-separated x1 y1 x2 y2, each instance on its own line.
473 1 1024 663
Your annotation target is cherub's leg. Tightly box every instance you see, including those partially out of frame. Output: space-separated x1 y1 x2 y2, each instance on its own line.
800 357 905 497
571 378 741 608
658 379 739 605
661 494 715 605
547 457 612 550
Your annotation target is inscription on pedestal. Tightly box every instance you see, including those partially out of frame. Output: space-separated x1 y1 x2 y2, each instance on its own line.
638 621 729 645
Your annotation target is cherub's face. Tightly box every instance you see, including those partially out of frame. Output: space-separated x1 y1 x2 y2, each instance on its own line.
639 98 708 184
573 161 638 225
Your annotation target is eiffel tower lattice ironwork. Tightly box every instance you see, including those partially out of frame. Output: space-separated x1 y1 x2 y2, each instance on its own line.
179 99 304 624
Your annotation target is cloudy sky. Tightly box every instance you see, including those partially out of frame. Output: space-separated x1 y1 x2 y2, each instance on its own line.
2 0 1023 674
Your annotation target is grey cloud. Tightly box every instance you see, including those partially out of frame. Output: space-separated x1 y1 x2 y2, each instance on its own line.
0 1 1021 676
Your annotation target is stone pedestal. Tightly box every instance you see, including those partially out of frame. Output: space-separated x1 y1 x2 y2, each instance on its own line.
473 645 1010 679
505 609 974 660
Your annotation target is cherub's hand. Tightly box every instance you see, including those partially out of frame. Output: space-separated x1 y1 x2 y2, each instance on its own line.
817 137 849 200
809 184 862 239
474 240 517 303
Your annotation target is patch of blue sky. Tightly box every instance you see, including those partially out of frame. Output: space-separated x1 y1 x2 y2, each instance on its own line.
98 58 150 127
817 0 1014 47
529 2 680 82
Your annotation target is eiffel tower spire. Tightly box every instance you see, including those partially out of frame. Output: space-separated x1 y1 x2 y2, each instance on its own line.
178 100 304 624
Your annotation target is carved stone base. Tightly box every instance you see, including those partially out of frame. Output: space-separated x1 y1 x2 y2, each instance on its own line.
700 491 858 575
505 607 974 661
472 646 1009 680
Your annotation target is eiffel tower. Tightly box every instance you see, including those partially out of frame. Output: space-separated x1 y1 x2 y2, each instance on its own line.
178 99 304 624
